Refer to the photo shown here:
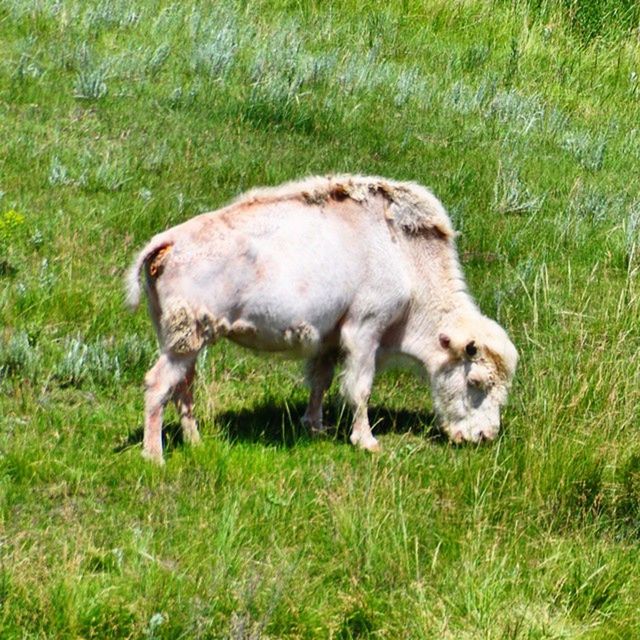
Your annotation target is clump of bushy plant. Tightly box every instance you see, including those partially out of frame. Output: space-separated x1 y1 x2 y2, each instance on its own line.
53 334 155 388
48 156 74 187
73 67 109 100
145 43 171 77
624 203 640 266
493 163 545 215
569 184 623 223
487 89 546 136
72 43 110 100
82 0 141 32
0 330 40 382
561 130 608 172
192 25 239 79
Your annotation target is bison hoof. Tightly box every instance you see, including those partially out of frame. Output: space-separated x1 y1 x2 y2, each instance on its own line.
142 448 165 465
365 439 381 453
183 431 201 446
302 416 328 436
351 433 381 452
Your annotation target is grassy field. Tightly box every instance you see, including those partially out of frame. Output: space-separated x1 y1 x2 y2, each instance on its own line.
1 0 640 637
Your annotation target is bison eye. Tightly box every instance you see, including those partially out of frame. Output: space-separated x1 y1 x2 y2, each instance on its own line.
465 341 477 358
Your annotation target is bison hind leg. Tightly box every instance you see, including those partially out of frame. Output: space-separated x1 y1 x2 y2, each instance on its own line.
172 359 200 446
143 351 199 464
303 351 338 434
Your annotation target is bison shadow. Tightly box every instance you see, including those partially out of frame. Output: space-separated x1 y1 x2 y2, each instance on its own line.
115 401 442 454
215 400 441 448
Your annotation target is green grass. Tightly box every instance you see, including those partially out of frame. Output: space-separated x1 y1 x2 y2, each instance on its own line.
1 0 640 637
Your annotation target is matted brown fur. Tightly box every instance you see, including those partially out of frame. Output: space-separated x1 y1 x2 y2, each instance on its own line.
484 345 513 384
146 243 173 279
232 175 455 240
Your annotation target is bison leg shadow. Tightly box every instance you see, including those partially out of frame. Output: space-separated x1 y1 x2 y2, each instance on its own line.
217 401 441 446
114 401 441 453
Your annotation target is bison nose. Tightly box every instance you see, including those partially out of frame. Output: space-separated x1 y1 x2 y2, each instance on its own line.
474 427 499 443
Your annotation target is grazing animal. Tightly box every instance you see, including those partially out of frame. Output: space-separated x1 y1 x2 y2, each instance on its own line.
126 175 518 463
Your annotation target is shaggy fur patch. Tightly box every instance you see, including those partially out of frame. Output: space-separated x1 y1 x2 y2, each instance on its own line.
161 303 202 354
233 175 454 239
284 322 320 350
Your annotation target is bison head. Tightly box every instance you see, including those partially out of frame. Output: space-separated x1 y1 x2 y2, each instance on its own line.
431 315 518 443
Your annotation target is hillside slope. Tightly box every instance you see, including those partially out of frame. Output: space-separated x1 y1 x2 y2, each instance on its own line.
1 1 639 637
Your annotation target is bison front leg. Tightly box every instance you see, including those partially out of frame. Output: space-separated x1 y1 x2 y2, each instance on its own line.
303 352 338 434
340 325 380 452
172 361 200 446
143 352 197 464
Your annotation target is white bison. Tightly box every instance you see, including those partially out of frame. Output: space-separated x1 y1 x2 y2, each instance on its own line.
126 175 518 463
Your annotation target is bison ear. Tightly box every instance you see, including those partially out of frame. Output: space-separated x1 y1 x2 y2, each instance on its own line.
439 333 451 350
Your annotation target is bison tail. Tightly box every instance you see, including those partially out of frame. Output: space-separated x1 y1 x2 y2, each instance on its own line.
125 236 174 311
